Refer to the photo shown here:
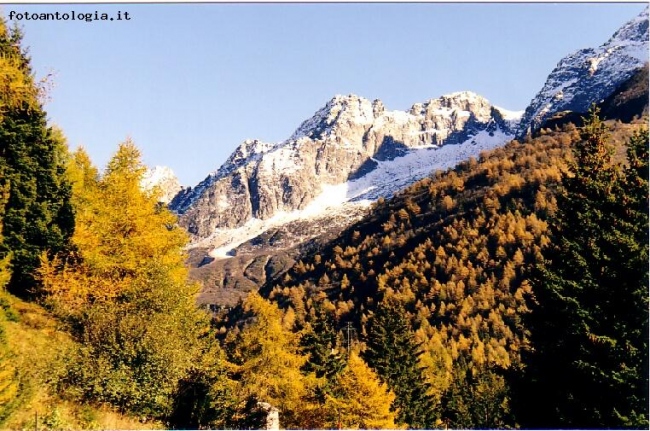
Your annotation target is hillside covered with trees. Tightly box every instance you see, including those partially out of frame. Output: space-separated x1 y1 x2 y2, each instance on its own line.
262 110 648 428
0 15 647 430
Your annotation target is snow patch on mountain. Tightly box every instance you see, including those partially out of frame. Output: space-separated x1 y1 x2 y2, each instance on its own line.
346 127 514 203
517 7 649 137
141 166 183 204
201 186 370 258
198 126 514 258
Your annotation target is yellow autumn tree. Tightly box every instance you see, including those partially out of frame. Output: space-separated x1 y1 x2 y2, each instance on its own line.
38 140 208 419
325 352 398 430
0 182 10 290
0 41 40 122
225 292 322 429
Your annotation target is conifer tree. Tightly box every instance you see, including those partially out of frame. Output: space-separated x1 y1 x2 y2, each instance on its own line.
39 141 206 419
0 183 11 290
325 352 397 430
0 19 74 297
364 297 438 428
521 109 649 428
441 362 512 429
224 292 322 429
301 303 346 382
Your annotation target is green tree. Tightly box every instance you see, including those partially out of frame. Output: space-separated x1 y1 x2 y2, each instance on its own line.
40 141 207 419
0 182 11 290
301 303 346 382
521 109 649 428
0 19 74 297
441 363 512 429
364 297 438 428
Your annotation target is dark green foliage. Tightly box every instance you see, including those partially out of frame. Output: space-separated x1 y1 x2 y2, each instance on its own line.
0 21 74 297
169 369 216 430
301 304 346 382
520 108 649 428
441 363 513 429
168 350 238 430
364 298 438 428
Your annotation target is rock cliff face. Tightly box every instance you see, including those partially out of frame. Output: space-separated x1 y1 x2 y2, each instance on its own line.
170 91 520 242
517 7 648 137
141 166 183 204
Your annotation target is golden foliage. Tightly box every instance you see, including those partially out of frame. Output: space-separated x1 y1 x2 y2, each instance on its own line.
40 141 193 318
225 292 322 428
325 352 398 430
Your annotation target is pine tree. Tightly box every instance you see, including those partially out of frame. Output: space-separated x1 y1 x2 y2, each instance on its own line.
0 182 11 290
441 362 512 429
301 303 346 382
0 19 74 297
364 297 438 428
521 109 649 428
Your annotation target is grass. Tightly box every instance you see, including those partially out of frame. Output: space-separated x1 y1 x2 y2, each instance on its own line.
0 292 163 430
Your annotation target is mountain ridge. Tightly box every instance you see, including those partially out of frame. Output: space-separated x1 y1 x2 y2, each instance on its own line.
516 6 648 137
170 91 521 250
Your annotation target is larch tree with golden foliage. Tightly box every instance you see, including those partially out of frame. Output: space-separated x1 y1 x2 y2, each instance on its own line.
39 141 208 419
224 292 323 429
325 352 397 430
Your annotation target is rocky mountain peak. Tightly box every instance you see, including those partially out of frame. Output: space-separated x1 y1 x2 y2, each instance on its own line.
410 91 494 123
141 166 183 204
289 93 376 142
215 139 278 179
170 91 521 246
438 91 490 110
516 7 649 137
608 6 648 44
372 99 385 116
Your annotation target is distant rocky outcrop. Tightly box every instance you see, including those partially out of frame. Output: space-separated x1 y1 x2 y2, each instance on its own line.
517 6 648 137
141 166 183 204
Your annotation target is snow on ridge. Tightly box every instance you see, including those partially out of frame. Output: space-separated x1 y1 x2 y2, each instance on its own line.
608 5 649 45
494 106 525 122
141 165 177 190
198 125 516 256
517 7 648 137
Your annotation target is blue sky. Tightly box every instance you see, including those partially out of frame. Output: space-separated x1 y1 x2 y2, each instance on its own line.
4 3 647 186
